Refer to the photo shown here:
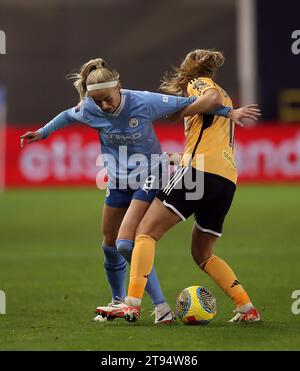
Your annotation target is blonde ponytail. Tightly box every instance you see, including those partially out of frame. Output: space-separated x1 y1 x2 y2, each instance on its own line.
160 49 224 96
69 58 120 100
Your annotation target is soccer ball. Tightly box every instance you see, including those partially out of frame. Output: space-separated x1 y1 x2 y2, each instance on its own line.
175 286 217 325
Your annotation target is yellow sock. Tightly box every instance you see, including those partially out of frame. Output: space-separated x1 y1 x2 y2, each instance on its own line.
128 234 156 299
201 255 251 309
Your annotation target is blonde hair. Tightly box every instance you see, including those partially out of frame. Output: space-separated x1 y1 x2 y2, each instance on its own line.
70 58 120 100
160 49 225 96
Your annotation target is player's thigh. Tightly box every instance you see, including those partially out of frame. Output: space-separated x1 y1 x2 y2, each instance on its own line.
117 184 157 241
102 204 128 246
136 197 181 241
194 175 236 238
117 199 151 241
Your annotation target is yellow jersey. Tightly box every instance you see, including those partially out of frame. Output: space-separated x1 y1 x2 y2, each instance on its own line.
182 77 237 184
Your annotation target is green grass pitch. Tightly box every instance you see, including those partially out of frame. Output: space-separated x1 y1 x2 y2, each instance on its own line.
0 185 300 351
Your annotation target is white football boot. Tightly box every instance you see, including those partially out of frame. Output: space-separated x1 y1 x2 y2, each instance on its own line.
152 302 176 325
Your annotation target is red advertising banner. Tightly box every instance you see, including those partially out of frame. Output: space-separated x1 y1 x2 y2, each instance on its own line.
2 123 300 187
5 125 100 187
235 124 300 182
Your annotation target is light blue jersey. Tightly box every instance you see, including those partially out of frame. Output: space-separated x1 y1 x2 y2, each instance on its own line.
38 89 196 188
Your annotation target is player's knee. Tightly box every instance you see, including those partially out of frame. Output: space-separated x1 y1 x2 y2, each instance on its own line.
191 243 214 267
103 233 117 247
191 247 202 266
116 239 134 262
136 223 161 241
102 244 126 267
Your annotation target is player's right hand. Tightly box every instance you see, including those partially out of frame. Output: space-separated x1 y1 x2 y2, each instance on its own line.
20 131 42 148
228 104 261 127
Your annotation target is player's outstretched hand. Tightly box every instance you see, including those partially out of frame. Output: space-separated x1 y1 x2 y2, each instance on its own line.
228 104 261 127
20 131 42 148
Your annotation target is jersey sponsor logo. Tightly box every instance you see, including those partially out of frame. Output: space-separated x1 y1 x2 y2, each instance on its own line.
101 132 141 145
129 118 139 128
223 150 236 169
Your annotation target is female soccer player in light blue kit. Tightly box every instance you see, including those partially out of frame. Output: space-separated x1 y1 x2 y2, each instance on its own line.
20 58 258 323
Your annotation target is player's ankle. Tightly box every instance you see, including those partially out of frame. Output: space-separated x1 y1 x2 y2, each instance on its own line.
126 296 141 306
237 302 253 313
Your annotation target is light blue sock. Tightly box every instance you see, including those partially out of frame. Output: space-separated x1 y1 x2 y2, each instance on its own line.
116 239 166 306
102 244 127 301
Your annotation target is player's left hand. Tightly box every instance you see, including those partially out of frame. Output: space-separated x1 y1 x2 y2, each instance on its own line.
228 104 261 126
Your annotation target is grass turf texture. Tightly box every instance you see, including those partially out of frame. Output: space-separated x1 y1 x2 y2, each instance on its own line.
0 185 300 351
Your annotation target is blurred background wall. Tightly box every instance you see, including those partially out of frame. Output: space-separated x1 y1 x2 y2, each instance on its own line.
256 1 300 121
0 0 238 124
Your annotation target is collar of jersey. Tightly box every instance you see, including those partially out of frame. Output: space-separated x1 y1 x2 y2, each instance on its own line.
95 93 126 117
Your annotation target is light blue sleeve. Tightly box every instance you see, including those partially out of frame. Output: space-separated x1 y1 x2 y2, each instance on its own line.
209 105 232 117
142 92 197 121
37 109 77 139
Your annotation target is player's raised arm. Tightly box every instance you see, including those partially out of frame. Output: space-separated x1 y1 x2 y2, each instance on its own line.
178 88 223 119
20 109 77 148
177 89 261 124
142 90 244 123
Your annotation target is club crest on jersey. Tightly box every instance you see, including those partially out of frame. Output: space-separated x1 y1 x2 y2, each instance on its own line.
193 80 208 92
129 118 139 128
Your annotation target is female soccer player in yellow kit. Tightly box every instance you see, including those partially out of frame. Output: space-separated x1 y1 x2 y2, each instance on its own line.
96 49 261 323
